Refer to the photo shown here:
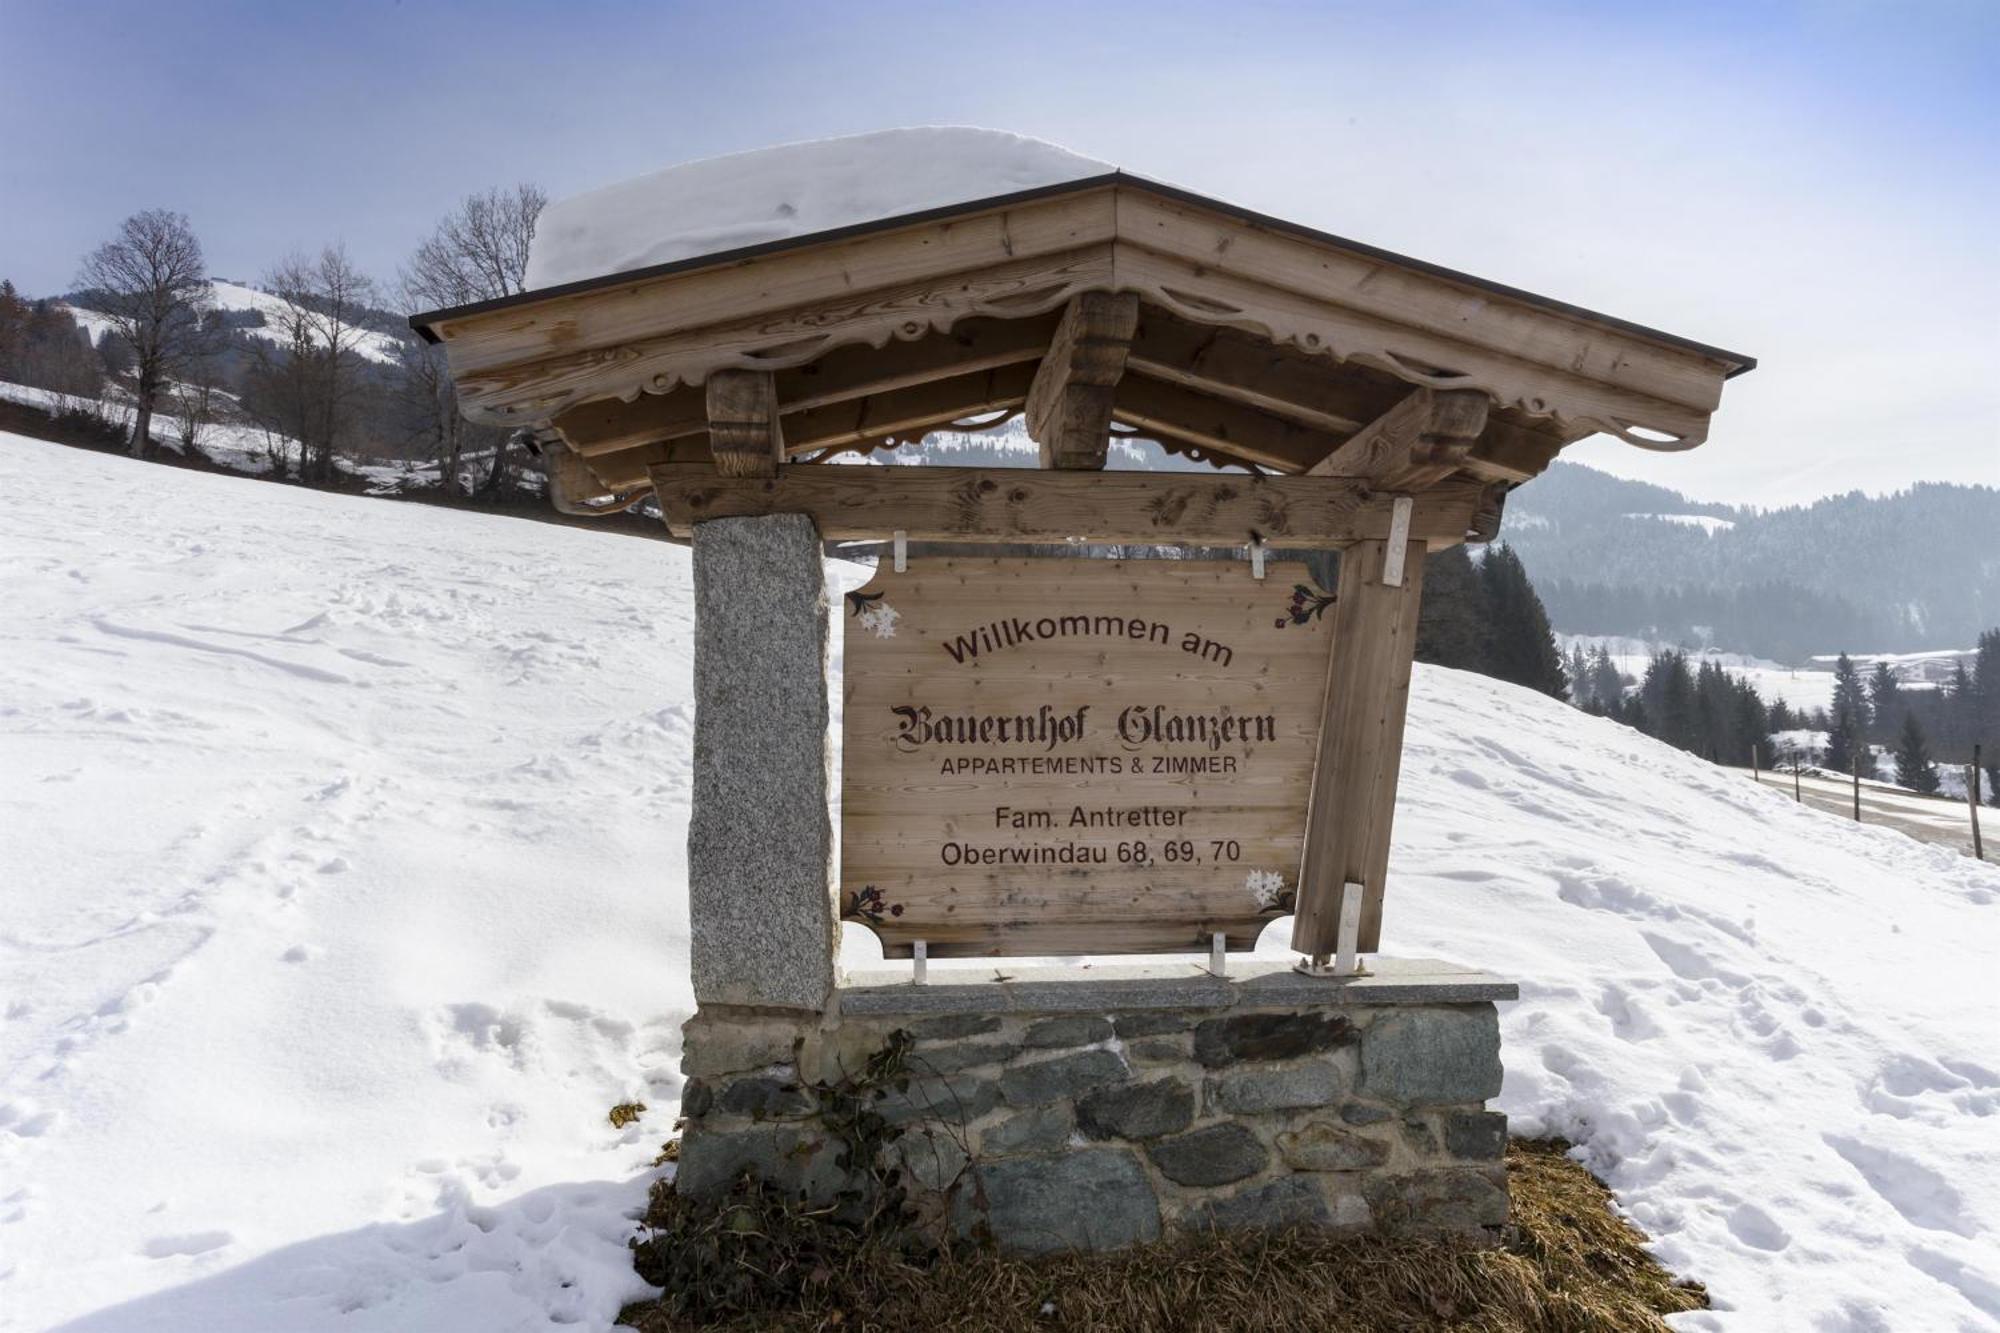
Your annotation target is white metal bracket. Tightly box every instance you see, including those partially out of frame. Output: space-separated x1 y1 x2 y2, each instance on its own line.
892 530 908 573
1334 883 1366 978
1383 497 1413 587
1249 537 1267 581
1208 930 1227 977
1293 881 1371 979
912 939 927 984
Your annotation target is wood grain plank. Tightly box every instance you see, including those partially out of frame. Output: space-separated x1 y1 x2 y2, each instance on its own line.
839 558 1337 957
1307 386 1488 490
650 465 1486 546
1290 539 1426 956
436 189 1117 375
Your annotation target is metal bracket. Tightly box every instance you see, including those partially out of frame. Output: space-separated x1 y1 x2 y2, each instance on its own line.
1334 884 1366 978
1294 881 1371 979
1249 537 1266 581
1208 930 1227 977
892 530 908 573
912 939 927 984
1383 497 1413 587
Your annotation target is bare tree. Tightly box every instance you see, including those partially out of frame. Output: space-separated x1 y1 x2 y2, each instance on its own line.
171 368 218 454
76 210 210 456
399 184 545 497
247 245 378 485
405 183 545 308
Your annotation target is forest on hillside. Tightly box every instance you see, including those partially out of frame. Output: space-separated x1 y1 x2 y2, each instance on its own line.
1502 462 2000 659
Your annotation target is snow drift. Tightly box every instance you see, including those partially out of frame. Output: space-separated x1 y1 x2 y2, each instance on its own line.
1 433 1996 1331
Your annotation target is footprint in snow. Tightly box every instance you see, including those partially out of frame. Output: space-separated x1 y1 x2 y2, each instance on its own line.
141 1230 233 1258
1906 1246 2000 1321
1725 1201 1790 1251
1824 1134 1976 1237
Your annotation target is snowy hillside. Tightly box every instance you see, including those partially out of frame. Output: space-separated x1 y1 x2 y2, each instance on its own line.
63 280 405 366
3 433 1998 1331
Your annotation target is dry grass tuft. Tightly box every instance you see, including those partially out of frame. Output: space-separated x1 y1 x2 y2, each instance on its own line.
620 1138 1707 1332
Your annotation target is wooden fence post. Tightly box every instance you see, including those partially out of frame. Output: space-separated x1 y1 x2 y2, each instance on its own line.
1852 752 1862 822
1793 758 1802 803
1972 744 1985 862
1291 537 1427 960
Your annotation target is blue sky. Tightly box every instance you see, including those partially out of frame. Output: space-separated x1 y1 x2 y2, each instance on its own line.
1 0 1994 505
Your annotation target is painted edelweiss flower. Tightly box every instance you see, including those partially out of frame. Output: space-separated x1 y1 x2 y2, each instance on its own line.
1245 869 1291 911
858 601 901 639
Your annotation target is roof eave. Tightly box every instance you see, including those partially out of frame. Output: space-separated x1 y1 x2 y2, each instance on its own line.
408 173 1755 376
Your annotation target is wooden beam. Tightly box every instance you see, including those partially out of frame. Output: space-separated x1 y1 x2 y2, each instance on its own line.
781 364 1034 455
1026 291 1139 469
649 464 1485 547
582 365 1037 489
1307 387 1488 490
1469 482 1511 543
1118 189 1735 419
1459 415 1566 484
431 189 1116 377
1291 538 1426 957
705 369 783 477
544 442 613 512
453 243 1113 424
1114 372 1354 473
1127 305 1402 436
553 314 1059 458
1115 240 1720 449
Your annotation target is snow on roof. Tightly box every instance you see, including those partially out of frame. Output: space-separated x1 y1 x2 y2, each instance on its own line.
523 127 1115 291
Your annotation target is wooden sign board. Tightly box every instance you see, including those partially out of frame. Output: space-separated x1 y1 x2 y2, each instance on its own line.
839 558 1336 957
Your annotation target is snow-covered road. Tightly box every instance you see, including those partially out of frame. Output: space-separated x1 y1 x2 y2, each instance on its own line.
3 434 1997 1331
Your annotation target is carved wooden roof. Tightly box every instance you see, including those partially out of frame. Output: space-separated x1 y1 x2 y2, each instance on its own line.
410 175 1753 513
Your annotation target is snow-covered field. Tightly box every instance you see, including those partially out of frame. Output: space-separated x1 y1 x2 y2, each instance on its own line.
4 433 1998 1331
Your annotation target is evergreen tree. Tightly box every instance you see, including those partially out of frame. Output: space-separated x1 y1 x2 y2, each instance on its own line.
1941 661 1975 755
1824 702 1856 776
1824 653 1870 774
1479 545 1567 700
1975 629 2000 803
1730 679 1770 767
1894 711 1939 794
1589 647 1624 712
1638 650 1701 752
1412 545 1489 673
1567 643 1592 707
1867 661 1901 741
1831 653 1871 736
1622 695 1649 735
1767 697 1796 734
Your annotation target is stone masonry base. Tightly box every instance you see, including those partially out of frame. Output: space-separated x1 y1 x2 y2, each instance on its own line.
675 958 1517 1255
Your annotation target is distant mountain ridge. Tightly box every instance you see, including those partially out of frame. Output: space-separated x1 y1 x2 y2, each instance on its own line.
1500 461 2000 661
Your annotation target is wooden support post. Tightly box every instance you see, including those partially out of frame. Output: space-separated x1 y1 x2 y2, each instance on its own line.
1026 291 1139 470
705 369 784 477
1291 538 1428 957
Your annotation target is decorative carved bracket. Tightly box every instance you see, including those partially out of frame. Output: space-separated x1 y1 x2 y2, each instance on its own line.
1026 291 1140 470
706 369 783 477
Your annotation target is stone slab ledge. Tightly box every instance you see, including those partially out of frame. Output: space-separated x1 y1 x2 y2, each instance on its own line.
838 957 1518 1017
